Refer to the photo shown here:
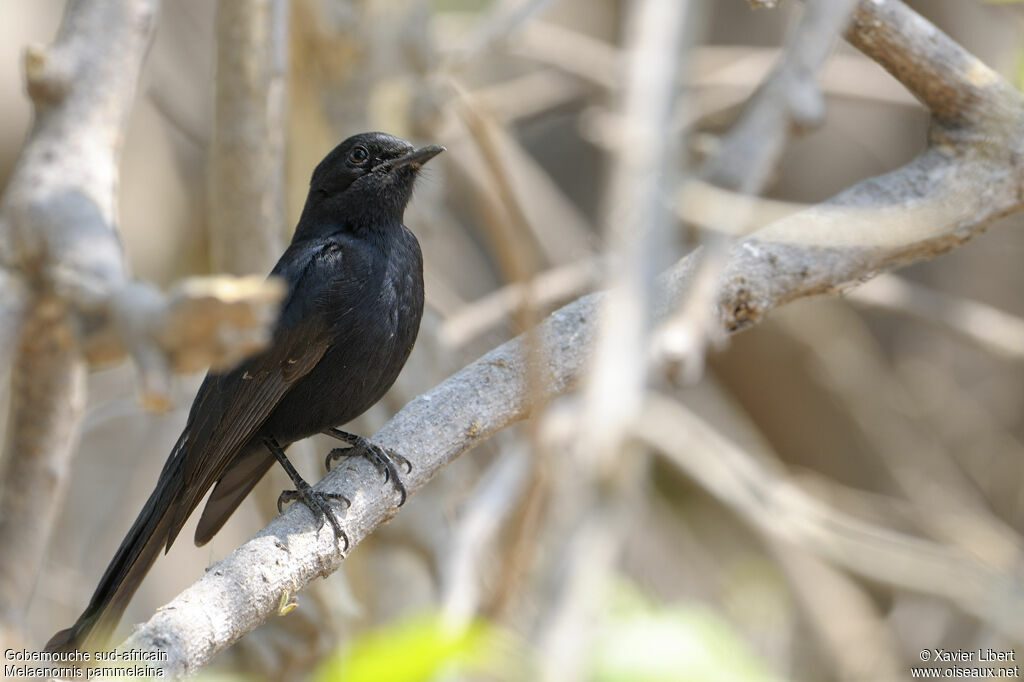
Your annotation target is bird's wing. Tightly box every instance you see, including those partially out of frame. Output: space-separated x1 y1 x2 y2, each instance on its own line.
192 442 275 546
192 240 374 545
165 244 335 547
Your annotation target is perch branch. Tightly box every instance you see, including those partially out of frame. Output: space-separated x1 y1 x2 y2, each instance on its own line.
710 0 1024 333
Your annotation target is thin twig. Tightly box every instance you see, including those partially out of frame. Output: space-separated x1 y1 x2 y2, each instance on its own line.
444 83 595 267
536 0 688 678
635 392 1024 640
439 445 530 631
509 21 621 90
846 273 1024 363
449 0 565 66
439 257 601 350
775 304 1024 568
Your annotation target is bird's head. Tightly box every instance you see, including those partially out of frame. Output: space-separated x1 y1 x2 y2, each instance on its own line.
300 132 444 235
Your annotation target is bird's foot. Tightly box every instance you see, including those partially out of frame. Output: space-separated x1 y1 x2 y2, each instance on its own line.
277 484 351 551
263 435 351 550
322 429 411 506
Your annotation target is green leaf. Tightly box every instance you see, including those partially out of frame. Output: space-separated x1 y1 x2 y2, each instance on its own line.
314 613 517 682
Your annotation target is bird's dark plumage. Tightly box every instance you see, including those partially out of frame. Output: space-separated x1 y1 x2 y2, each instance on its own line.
47 132 442 651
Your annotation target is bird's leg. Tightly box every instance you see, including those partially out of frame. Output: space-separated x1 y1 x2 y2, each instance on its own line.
264 436 350 550
322 428 411 506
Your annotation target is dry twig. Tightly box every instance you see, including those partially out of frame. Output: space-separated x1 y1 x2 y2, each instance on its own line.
535 0 688 678
636 393 1024 641
439 445 530 631
847 273 1024 363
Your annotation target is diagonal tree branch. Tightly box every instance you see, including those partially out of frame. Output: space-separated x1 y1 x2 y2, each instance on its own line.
844 0 1010 127
121 0 1024 675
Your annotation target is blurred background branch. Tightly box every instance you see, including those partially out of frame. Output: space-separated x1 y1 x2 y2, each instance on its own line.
637 393 1024 641
655 0 857 382
536 0 688 679
0 0 282 648
847 273 1024 363
209 0 289 276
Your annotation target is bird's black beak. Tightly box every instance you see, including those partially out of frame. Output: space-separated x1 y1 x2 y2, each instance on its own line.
378 144 445 173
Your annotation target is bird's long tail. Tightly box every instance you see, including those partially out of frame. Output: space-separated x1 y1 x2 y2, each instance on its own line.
46 438 187 652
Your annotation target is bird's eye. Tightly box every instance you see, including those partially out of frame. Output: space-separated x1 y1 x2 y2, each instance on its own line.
348 146 369 164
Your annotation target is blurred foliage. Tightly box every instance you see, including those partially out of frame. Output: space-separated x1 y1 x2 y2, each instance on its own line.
305 582 782 682
312 612 519 682
433 0 493 12
590 581 783 682
1013 46 1024 91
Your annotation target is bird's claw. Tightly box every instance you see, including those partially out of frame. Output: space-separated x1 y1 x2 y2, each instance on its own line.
324 449 338 472
323 433 410 507
277 489 300 514
277 484 351 551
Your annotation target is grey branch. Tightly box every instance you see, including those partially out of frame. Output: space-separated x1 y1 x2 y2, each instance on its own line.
209 0 290 276
845 0 1007 126
120 0 1024 675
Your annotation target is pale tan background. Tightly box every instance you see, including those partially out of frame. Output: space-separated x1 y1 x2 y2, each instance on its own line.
2 1 1024 679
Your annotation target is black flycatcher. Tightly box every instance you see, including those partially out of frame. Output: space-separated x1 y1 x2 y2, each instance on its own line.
47 132 442 651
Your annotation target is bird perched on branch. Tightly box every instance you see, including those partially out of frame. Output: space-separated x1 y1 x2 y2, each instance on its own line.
48 132 443 651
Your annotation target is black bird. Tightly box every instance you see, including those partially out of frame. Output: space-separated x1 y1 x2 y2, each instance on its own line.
47 132 442 651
